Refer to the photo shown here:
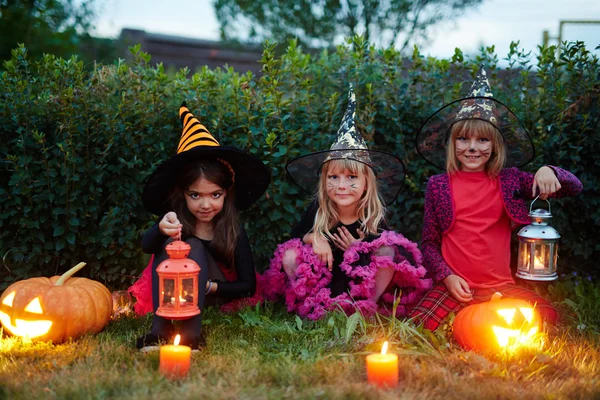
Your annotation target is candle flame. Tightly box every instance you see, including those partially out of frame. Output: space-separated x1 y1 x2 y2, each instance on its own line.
174 334 181 346
381 341 388 355
533 255 545 270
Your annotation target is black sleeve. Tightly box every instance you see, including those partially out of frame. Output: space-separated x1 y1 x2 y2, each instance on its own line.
141 222 169 254
214 225 256 298
290 199 319 239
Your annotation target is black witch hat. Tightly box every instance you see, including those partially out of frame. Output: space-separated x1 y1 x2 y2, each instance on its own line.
415 66 535 170
286 85 405 204
142 103 270 215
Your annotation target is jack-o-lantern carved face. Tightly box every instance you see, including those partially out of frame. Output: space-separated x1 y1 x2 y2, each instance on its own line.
492 305 539 348
0 263 113 343
0 291 53 339
453 293 542 353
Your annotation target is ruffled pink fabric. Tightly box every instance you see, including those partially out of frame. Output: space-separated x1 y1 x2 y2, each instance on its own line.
128 255 154 316
258 231 433 320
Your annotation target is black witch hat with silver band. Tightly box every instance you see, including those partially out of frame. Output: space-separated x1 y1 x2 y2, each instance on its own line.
286 85 405 204
415 66 535 170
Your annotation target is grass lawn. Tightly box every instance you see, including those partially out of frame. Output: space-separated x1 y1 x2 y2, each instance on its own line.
0 302 599 400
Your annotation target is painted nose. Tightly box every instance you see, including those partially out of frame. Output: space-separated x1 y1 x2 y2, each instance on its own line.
199 198 211 208
468 139 477 152
337 177 349 188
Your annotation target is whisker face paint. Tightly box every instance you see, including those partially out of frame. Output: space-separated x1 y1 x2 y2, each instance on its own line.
324 164 367 210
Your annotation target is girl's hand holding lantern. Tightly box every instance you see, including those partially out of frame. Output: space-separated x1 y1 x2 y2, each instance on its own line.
160 212 183 238
532 166 561 200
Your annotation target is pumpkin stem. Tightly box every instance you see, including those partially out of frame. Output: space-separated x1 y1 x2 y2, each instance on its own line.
55 262 87 286
491 292 503 302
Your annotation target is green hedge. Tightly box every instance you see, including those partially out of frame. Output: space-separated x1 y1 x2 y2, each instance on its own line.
1 39 598 289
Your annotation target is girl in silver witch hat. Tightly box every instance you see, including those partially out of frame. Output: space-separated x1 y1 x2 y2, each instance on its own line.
411 66 583 331
260 85 432 320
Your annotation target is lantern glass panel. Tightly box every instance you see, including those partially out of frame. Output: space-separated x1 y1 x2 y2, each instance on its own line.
161 278 175 307
181 278 195 307
518 243 530 272
533 243 550 273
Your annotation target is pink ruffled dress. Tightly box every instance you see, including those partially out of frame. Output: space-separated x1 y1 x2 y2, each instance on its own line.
259 205 432 320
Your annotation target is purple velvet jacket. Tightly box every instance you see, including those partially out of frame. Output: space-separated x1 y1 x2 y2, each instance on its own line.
421 166 583 284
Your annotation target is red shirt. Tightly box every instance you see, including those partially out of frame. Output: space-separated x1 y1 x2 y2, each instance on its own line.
442 170 514 288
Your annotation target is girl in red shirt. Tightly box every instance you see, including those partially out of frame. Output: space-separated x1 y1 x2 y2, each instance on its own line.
411 67 582 331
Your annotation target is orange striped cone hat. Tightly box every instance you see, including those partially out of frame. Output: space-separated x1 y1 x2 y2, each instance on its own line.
177 102 220 152
142 102 270 214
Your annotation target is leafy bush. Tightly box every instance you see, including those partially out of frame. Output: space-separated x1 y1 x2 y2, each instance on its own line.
0 39 598 289
548 272 600 333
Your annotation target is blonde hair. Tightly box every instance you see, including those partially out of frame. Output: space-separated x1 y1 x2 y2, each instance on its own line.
446 119 506 178
312 159 386 241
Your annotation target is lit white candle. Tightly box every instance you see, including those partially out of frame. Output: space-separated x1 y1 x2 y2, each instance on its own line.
533 255 545 270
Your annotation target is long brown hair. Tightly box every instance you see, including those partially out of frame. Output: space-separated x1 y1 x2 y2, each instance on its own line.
313 159 385 241
446 119 506 178
168 159 239 269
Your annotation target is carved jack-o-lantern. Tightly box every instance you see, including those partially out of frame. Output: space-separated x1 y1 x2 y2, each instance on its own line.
0 262 112 343
453 293 542 352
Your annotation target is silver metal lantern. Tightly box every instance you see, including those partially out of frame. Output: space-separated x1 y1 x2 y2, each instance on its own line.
516 196 560 281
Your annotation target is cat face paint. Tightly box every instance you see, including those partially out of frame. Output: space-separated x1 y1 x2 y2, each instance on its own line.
325 166 367 210
455 132 493 172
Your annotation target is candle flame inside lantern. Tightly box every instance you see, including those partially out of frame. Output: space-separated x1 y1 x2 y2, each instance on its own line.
381 341 388 355
170 296 187 305
174 334 181 346
533 255 545 270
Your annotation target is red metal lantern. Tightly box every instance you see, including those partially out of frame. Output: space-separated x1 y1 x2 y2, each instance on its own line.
156 241 201 320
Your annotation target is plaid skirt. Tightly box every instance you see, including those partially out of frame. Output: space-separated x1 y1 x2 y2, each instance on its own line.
409 282 558 331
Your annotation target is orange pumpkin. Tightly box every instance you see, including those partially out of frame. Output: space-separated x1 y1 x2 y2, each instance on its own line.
453 292 542 352
0 262 112 343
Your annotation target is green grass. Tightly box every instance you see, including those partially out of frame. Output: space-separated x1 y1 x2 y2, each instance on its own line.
0 302 599 400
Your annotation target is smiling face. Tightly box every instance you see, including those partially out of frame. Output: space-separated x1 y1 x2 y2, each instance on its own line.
455 131 493 172
446 119 506 176
323 160 367 212
184 177 226 224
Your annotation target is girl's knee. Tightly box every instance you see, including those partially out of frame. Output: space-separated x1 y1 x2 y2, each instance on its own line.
373 245 395 258
282 248 300 278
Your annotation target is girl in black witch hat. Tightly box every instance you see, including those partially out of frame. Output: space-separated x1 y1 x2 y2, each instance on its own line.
260 86 432 320
129 103 270 350
410 66 582 332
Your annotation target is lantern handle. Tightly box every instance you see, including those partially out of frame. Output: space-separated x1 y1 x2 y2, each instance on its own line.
529 195 551 214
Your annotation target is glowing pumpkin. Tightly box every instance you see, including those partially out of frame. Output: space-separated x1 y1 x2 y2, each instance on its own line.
0 262 112 343
453 292 542 352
